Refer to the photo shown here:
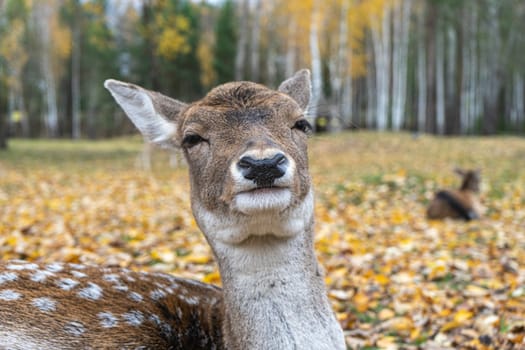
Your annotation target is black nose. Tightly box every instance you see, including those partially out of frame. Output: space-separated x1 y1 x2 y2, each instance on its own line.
238 153 288 187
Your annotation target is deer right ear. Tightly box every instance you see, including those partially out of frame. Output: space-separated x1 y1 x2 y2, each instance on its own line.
104 79 187 148
278 69 312 111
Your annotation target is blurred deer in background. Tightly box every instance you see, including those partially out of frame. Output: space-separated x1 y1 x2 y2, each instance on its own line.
427 168 483 221
136 138 185 170
0 70 346 349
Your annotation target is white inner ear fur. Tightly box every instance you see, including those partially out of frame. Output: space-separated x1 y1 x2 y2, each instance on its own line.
104 80 176 146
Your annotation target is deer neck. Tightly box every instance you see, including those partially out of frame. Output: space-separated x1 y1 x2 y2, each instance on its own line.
194 190 345 350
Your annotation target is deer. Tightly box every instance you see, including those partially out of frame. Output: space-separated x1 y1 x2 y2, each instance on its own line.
0 70 346 349
426 168 483 221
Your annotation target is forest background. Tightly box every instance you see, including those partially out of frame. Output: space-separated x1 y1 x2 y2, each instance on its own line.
1 0 525 147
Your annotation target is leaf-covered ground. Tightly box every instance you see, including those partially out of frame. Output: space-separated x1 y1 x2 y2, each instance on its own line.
1 132 524 349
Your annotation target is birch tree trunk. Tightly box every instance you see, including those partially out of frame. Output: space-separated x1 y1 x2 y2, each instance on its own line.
445 24 460 134
234 0 249 80
308 0 322 127
250 0 262 82
71 0 81 139
370 4 391 131
416 3 427 133
36 3 59 137
391 0 411 131
329 0 350 130
435 25 445 134
425 2 437 133
481 0 502 134
510 72 524 130
285 20 297 79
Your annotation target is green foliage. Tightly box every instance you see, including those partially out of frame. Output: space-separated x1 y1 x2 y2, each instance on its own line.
213 0 237 84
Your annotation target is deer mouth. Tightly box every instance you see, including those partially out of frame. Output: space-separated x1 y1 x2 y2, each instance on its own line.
233 187 292 214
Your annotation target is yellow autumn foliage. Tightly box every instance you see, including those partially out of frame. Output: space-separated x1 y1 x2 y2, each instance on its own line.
1 132 524 349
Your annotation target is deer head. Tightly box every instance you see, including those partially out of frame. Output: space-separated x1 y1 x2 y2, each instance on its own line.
105 70 313 246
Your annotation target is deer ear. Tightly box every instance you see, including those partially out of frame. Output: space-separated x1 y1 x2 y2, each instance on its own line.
454 168 466 177
104 79 187 148
278 69 311 111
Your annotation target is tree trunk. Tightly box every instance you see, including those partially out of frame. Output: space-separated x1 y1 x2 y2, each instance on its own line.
391 0 411 131
425 2 437 133
435 25 445 134
35 3 59 137
445 24 460 134
234 0 249 80
250 0 262 82
481 0 501 134
370 4 391 131
285 20 297 78
309 0 322 127
510 72 524 131
0 88 7 149
71 0 81 139
416 3 427 133
329 0 350 130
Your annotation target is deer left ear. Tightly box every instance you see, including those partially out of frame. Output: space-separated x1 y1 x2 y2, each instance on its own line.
278 69 311 111
104 79 187 148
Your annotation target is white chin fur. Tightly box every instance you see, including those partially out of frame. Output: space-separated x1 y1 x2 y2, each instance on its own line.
233 188 292 215
193 189 313 245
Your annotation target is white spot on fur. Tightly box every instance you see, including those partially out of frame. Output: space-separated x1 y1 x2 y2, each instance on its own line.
103 274 120 283
56 278 79 291
6 263 38 271
0 290 21 301
68 263 86 270
70 271 87 279
124 275 136 283
78 282 103 300
98 312 118 328
30 270 54 283
128 291 143 302
123 310 144 326
46 263 64 273
185 296 199 305
113 284 129 292
0 272 18 284
32 297 57 312
150 289 166 300
64 321 85 336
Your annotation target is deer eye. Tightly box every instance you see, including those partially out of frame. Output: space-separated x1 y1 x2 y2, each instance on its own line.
182 133 206 148
292 119 313 134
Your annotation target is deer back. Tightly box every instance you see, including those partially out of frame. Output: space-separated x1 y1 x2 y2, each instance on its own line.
0 260 223 349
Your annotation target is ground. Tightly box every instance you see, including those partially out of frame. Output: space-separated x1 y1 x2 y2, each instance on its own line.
0 132 524 349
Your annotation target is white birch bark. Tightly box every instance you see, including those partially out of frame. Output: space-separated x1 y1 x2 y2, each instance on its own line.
435 26 445 134
234 0 249 80
329 0 350 130
71 3 81 139
250 0 262 81
391 0 412 131
285 20 297 78
416 4 427 133
510 72 524 128
370 4 391 131
35 3 59 137
308 0 322 126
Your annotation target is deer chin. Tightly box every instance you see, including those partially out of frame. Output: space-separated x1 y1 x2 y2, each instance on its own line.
193 189 313 246
232 187 292 215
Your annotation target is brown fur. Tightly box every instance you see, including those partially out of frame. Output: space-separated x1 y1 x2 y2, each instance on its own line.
427 168 482 220
0 262 223 349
